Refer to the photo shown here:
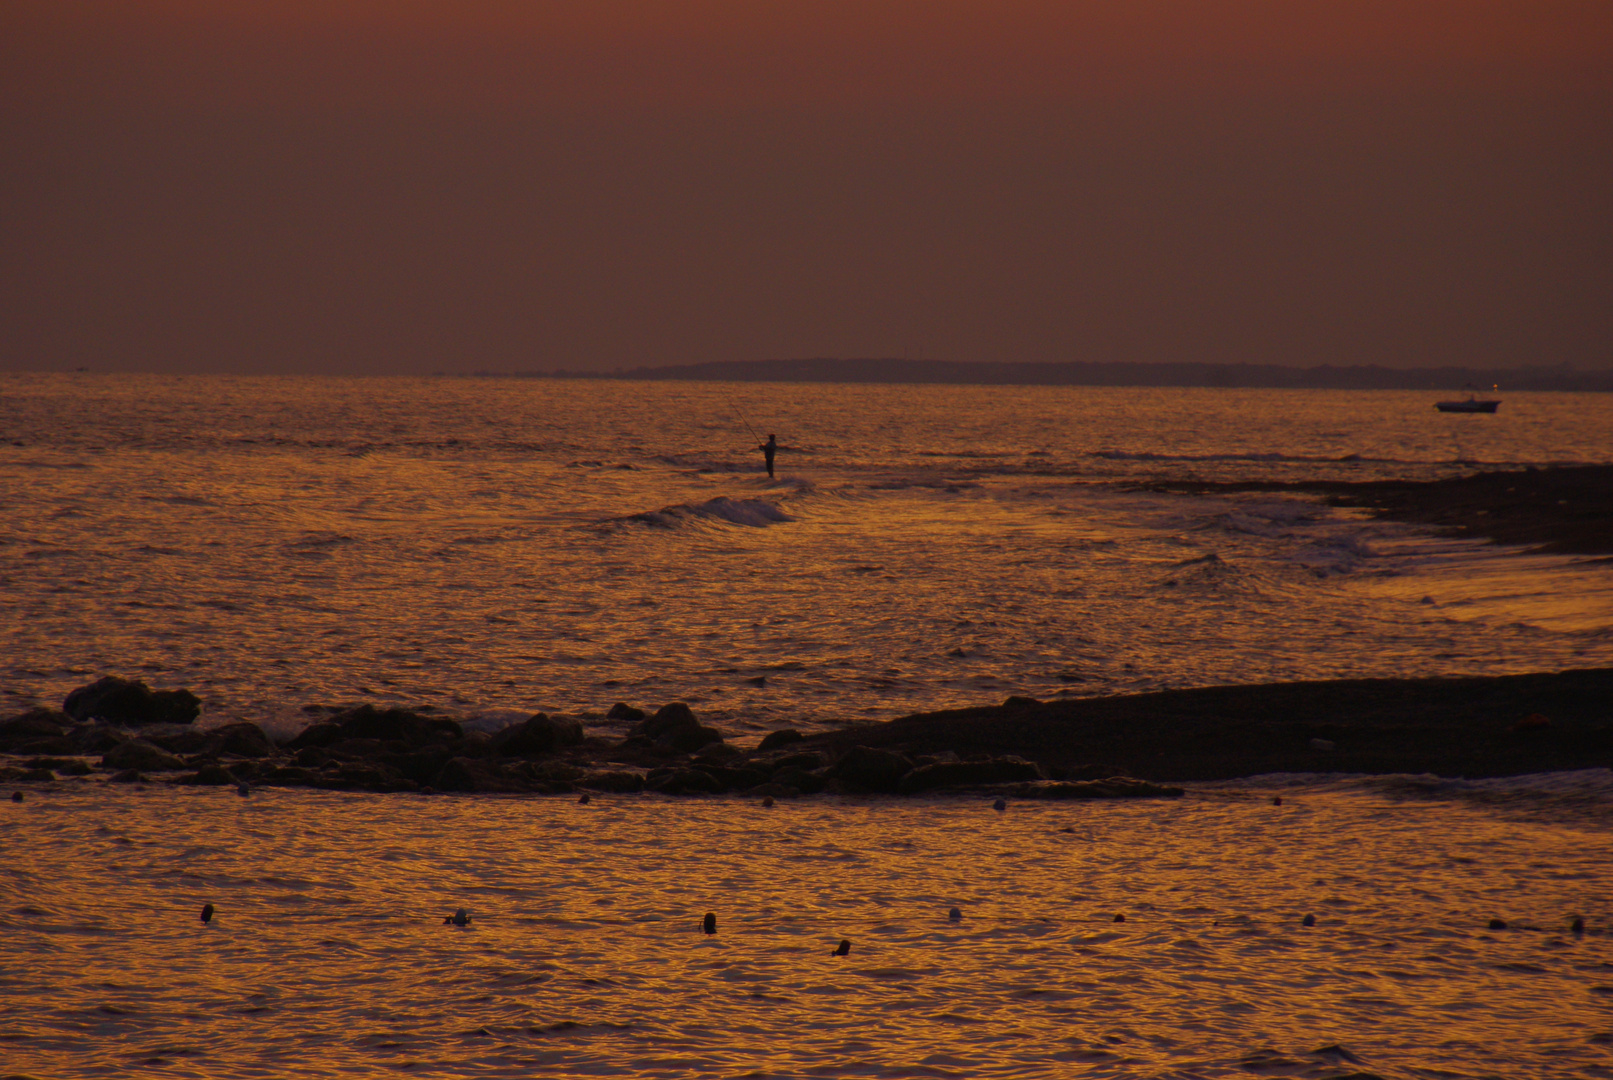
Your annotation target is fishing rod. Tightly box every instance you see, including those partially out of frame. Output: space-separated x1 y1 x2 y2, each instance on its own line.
727 396 763 445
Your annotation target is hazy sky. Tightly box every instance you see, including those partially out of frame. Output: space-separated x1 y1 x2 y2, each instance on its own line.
4 1 1610 373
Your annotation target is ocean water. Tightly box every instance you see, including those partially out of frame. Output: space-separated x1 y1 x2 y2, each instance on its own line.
2 774 1611 1079
2 373 1610 739
6 375 1613 1080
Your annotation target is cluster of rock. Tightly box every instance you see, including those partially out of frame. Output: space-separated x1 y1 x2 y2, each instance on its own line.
0 677 1182 801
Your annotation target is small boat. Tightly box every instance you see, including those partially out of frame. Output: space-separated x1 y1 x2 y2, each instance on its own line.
1435 385 1500 413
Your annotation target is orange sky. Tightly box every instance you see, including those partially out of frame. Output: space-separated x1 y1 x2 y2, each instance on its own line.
3 1 1611 372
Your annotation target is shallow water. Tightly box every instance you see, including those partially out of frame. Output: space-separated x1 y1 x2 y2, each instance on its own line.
3 374 1610 740
3 775 1612 1079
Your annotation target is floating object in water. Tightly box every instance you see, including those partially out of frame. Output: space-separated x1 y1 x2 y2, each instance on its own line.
948 907 962 921
761 796 775 808
1572 917 1586 935
703 912 717 935
833 939 851 956
578 793 591 805
1301 914 1316 927
236 783 250 797
1113 914 1125 923
992 799 1007 812
1272 796 1282 806
1488 918 1507 930
10 791 21 803
200 904 214 924
445 908 470 927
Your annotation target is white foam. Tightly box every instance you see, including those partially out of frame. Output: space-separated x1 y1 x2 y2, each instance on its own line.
618 496 795 529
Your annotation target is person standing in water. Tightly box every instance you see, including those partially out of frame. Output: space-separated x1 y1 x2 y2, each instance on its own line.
760 434 777 478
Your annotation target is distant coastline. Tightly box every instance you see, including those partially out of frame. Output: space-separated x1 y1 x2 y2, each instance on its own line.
483 358 1613 392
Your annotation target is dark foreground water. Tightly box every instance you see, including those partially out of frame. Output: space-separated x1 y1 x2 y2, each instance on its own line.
3 773 1612 1079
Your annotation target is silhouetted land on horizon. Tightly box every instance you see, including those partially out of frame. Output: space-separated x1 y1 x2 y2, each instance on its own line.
500 359 1613 391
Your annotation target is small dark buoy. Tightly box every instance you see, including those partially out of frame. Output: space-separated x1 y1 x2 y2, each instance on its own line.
10 791 22 803
577 793 590 805
1488 918 1507 931
1572 917 1586 935
761 796 775 808
1272 796 1282 806
702 912 717 935
833 939 851 956
236 783 250 797
992 798 1007 812
200 904 214 924
948 907 962 922
444 908 470 927
1113 914 1125 923
1301 914 1316 927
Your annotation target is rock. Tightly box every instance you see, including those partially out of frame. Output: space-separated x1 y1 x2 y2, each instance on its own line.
897 757 1043 794
634 702 697 739
489 713 583 757
19 768 55 782
257 765 316 785
700 765 770 791
62 677 200 726
10 736 78 756
0 708 71 750
692 743 743 764
213 723 276 758
327 705 463 746
748 782 800 799
770 767 827 795
1010 777 1184 800
606 702 645 722
644 767 722 795
1488 918 1508 930
1002 696 1042 708
431 757 525 793
1302 914 1317 927
70 724 129 753
108 769 146 783
629 703 724 753
757 729 804 751
828 746 914 793
26 757 92 776
771 751 826 773
101 740 187 773
579 770 646 793
176 763 238 786
286 722 343 750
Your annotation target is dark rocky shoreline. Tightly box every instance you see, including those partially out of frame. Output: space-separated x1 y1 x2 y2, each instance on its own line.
1143 463 1613 556
4 669 1610 798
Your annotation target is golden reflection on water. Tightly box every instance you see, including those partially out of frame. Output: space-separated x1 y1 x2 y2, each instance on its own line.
3 782 1610 1077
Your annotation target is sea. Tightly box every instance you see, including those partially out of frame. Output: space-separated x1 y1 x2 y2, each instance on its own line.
3 373 1612 1078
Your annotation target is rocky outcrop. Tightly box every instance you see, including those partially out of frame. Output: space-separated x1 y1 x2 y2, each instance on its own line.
4 688 1197 803
63 677 201 726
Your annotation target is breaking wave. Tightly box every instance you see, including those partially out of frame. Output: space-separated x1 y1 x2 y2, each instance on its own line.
613 496 795 530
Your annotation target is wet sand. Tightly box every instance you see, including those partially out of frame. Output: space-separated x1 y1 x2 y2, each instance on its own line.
1142 463 1613 556
798 667 1613 783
